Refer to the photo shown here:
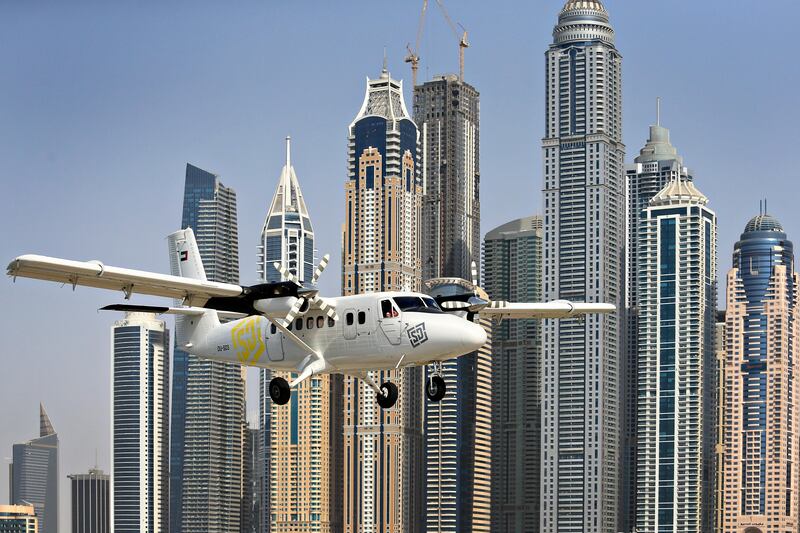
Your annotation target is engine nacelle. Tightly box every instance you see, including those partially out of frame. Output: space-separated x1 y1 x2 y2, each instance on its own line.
253 296 308 318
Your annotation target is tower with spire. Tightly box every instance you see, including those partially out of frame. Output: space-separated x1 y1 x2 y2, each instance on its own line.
623 100 693 529
257 136 315 283
10 404 59 533
541 1 625 532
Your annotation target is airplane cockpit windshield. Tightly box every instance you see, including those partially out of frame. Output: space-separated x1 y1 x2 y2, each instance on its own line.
392 296 443 314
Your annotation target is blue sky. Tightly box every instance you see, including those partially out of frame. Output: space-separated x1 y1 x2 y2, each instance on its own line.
2 1 799 528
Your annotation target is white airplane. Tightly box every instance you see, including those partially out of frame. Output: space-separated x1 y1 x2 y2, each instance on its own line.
6 228 615 408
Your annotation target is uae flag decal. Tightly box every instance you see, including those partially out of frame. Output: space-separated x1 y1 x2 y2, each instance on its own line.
180 250 189 261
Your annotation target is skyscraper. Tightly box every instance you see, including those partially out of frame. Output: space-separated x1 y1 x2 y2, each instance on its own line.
111 313 169 533
719 213 799 533
414 74 480 281
422 278 492 533
10 404 58 533
342 64 424 533
172 163 245 533
624 111 692 526
484 216 543 533
242 428 259 533
414 72 486 532
259 138 342 533
68 469 110 533
635 179 717 533
0 505 38 532
541 1 624 532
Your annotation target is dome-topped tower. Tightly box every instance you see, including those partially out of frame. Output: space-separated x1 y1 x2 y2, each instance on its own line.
554 0 614 45
744 213 784 234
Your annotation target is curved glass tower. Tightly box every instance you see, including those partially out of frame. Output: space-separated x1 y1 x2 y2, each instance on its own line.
541 1 624 532
721 213 799 533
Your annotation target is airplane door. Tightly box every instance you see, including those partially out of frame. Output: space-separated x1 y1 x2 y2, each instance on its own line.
378 299 402 345
343 309 357 340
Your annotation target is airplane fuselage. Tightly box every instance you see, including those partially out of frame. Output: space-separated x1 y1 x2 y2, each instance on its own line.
189 291 488 374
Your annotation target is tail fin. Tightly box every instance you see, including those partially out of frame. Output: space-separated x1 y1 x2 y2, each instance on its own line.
167 228 219 348
168 228 207 281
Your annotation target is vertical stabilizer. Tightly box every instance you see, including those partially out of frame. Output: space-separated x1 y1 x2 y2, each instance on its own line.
168 228 207 281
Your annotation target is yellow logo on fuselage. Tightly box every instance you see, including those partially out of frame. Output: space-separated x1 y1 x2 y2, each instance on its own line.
231 316 266 365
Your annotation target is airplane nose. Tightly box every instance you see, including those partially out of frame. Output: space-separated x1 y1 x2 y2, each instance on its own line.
461 321 488 352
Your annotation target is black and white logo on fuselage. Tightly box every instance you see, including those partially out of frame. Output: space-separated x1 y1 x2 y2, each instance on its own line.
407 322 428 348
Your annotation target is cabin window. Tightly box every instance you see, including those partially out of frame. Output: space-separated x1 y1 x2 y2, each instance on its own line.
307 317 314 329
328 317 335 328
270 324 277 335
358 311 366 325
346 313 354 326
381 299 398 318
317 316 324 328
296 318 303 331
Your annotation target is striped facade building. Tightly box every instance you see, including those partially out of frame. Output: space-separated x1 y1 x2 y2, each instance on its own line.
635 179 717 533
68 469 110 533
341 64 424 533
719 214 800 533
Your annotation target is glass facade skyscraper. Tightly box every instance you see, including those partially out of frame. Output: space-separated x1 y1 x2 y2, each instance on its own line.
171 163 244 533
111 313 169 533
69 469 110 533
9 404 58 533
541 2 624 532
634 179 717 533
484 216 543 532
719 213 800 533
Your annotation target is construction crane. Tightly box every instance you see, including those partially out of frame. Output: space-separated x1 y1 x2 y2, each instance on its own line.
433 0 469 82
405 0 428 87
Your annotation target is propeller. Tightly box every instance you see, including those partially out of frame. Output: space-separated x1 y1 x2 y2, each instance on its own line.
273 254 338 324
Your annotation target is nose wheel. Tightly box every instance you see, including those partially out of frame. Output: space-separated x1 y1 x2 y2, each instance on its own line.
376 381 398 409
269 376 291 405
426 375 446 402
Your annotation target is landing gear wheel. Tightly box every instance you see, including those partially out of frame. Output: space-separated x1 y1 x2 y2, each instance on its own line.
426 375 446 402
376 381 398 409
269 377 291 405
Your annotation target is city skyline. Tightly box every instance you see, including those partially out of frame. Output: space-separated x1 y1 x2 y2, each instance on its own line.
2 2 800 530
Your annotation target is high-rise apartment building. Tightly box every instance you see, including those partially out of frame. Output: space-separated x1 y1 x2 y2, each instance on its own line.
414 74 480 281
541 1 624 532
242 428 259 533
171 163 245 533
624 113 692 521
414 72 486 532
0 505 38 532
484 216 543 533
635 179 717 533
259 138 342 533
342 65 424 533
9 405 58 533
111 313 169 533
422 278 492 533
68 469 110 533
719 213 800 533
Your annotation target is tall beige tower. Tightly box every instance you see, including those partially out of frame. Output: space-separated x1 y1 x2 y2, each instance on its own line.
341 64 424 532
719 213 800 533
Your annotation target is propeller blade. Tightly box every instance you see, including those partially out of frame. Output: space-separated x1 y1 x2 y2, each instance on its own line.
312 254 330 285
312 295 338 321
471 261 478 287
281 296 305 326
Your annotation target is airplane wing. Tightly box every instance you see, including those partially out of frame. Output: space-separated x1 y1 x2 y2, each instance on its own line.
480 300 616 319
6 254 243 305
